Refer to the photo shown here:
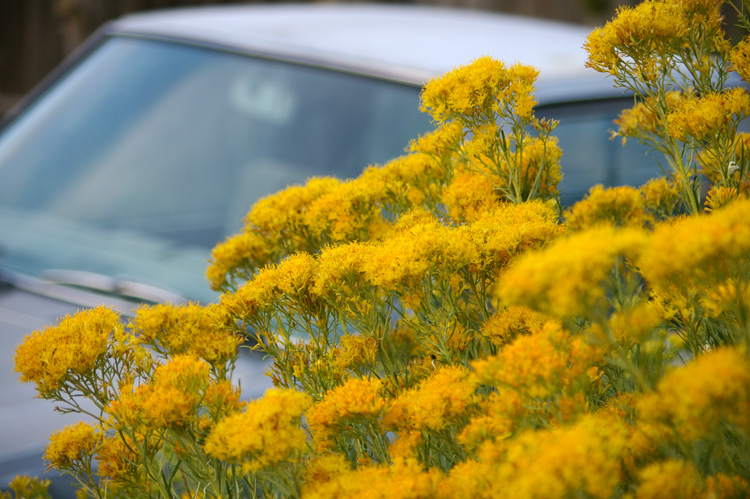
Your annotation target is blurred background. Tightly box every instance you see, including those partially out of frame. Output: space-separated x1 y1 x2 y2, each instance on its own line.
0 0 640 117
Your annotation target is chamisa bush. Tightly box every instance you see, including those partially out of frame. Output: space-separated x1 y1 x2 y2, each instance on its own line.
9 0 750 497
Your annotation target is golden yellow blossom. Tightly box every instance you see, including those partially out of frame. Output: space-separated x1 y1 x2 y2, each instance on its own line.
497 225 648 318
206 231 273 290
564 184 649 230
421 57 538 123
472 321 602 399
704 185 747 212
638 346 750 440
44 422 100 471
130 302 242 366
636 459 703 499
408 122 464 158
14 306 119 396
612 92 686 146
385 365 476 431
481 306 546 347
639 176 681 219
307 377 385 444
730 35 750 83
441 170 499 223
5 475 52 498
204 388 311 472
667 88 750 142
106 355 210 429
638 198 750 287
303 458 439 499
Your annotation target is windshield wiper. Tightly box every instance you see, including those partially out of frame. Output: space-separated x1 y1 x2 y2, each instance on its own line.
41 269 187 305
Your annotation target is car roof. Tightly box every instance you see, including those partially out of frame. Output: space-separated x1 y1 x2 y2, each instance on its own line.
109 4 620 105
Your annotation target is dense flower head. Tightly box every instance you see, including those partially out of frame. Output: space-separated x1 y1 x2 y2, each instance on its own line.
385 365 477 431
472 321 602 399
497 225 648 318
730 35 750 83
44 421 100 471
584 0 724 77
638 176 681 219
106 355 210 429
564 184 649 230
14 306 119 396
420 57 539 124
666 88 750 142
636 459 705 498
612 92 686 146
638 346 750 440
304 458 440 499
220 251 318 319
496 414 627 498
130 302 242 366
204 388 311 472
441 169 499 223
307 377 385 444
638 198 750 287
206 231 274 290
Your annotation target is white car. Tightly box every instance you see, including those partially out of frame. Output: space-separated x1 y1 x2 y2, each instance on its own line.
0 4 656 495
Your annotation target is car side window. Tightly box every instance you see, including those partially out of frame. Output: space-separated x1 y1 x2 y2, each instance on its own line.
539 98 666 205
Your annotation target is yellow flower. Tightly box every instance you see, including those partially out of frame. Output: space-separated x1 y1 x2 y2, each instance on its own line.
333 335 379 373
637 346 750 440
420 57 509 123
44 422 100 471
220 251 317 319
303 458 439 499
5 476 51 498
638 198 750 287
497 225 648 318
730 35 750 83
95 433 141 483
441 170 499 223
206 231 274 290
667 88 750 142
130 302 242 366
636 459 703 499
480 306 546 347
307 377 385 445
639 176 681 219
14 306 119 396
704 185 747 212
612 92 686 146
106 355 210 429
564 184 649 231
385 365 476 431
471 321 602 399
204 388 311 472
408 122 463 157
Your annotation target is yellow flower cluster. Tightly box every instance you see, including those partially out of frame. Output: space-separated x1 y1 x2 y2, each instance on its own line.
497 225 648 318
130 302 242 367
638 346 750 440
667 88 750 142
106 355 210 430
14 306 119 396
420 57 538 123
386 365 476 431
204 388 311 472
638 198 750 287
44 421 99 470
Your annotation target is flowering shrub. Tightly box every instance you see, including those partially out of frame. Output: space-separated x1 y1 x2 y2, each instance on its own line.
9 1 750 497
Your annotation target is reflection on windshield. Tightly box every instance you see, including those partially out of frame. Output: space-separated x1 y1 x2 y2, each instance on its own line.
0 37 431 302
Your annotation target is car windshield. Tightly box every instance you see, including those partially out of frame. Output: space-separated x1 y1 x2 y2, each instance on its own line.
0 36 432 303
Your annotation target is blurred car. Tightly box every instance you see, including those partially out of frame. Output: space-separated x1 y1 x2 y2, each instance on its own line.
0 3 659 495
